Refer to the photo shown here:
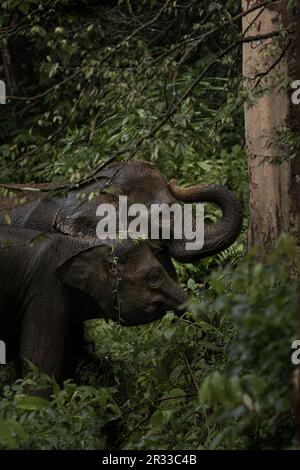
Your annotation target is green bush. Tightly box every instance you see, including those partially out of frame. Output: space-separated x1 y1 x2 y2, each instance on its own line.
197 235 298 449
0 235 297 449
0 0 297 451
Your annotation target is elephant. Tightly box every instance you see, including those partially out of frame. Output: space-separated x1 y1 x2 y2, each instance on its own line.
0 160 243 263
0 224 187 384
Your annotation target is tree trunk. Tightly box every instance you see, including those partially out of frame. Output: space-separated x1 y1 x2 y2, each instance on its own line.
243 0 300 444
242 0 300 253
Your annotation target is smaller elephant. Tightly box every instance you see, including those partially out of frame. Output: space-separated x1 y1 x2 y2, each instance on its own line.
0 225 187 384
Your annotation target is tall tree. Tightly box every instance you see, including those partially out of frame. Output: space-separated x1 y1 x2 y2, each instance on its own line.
242 0 300 253
243 0 300 442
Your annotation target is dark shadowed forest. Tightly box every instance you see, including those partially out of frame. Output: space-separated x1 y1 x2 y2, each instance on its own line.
0 0 299 451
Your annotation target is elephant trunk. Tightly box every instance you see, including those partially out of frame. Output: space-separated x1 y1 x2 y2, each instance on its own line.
167 180 243 263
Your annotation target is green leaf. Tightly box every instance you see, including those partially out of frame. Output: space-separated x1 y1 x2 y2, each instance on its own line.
18 2 29 15
16 396 49 411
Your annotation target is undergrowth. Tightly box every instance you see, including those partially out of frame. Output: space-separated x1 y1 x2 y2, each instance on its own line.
0 235 297 450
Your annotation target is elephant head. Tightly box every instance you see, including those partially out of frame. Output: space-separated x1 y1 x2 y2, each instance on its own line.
0 160 243 262
55 239 187 326
55 161 243 260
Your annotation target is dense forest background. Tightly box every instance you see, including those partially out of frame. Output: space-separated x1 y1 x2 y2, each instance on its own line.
0 0 298 449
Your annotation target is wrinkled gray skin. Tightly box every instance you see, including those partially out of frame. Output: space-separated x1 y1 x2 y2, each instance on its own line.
0 225 187 383
0 160 243 262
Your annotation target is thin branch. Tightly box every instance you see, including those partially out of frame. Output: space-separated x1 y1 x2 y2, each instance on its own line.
5 0 277 104
121 393 196 415
5 0 171 102
0 0 286 190
171 0 280 51
0 30 284 192
252 39 292 84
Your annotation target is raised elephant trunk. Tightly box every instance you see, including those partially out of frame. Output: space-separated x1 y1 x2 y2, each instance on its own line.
167 180 243 262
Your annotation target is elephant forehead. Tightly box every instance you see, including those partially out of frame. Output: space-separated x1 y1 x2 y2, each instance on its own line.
116 243 157 268
114 165 173 200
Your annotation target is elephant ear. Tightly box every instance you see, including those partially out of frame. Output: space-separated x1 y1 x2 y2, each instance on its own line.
55 245 115 315
54 194 117 238
54 206 97 237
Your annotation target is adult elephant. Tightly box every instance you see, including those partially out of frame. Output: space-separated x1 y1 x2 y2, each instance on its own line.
0 160 243 262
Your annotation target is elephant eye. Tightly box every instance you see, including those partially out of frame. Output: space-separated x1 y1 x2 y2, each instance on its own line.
148 268 163 288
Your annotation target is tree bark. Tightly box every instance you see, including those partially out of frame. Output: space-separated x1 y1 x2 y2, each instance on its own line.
242 0 300 253
243 0 300 444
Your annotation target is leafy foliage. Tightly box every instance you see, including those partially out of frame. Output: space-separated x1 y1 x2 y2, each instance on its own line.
0 0 297 451
0 236 297 449
0 0 245 188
